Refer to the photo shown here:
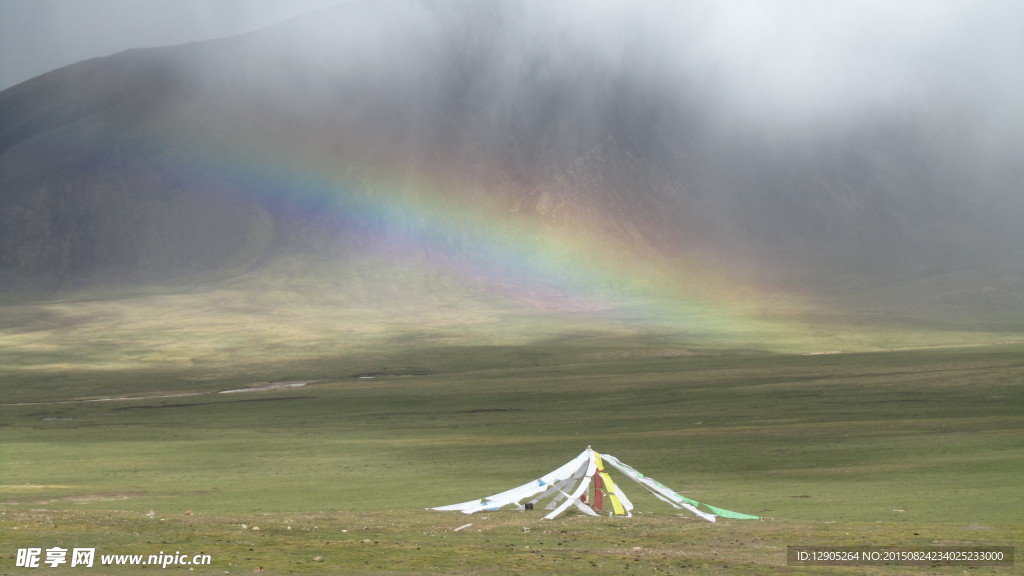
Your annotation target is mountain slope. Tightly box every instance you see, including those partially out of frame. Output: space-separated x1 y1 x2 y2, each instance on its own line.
1 0 1022 326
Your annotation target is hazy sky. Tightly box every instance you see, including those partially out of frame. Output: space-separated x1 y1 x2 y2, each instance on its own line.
0 0 348 90
4 0 1021 114
1 0 1021 149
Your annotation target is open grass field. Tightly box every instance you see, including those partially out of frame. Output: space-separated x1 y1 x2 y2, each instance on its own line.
2 323 1021 574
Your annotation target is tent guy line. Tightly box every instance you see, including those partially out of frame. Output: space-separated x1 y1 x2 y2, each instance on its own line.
429 447 759 522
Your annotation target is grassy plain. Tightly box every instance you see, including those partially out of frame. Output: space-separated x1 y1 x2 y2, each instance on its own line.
2 315 1022 575
2 265 1023 575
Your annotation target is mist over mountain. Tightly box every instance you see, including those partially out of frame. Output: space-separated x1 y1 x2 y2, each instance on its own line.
2 0 1022 323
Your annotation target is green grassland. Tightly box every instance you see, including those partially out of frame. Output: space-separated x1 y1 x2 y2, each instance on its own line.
2 318 1022 575
2 263 1023 575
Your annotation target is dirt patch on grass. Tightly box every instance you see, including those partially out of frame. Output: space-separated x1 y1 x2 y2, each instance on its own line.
59 491 148 503
4 491 148 505
0 484 79 491
111 396 316 410
219 380 314 394
3 380 318 407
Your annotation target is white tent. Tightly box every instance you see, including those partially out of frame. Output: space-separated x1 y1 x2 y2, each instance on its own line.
429 447 759 522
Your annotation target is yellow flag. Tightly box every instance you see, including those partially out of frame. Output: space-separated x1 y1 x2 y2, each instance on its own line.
599 473 626 515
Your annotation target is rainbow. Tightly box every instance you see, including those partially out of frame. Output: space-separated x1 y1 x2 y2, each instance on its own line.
150 122 800 340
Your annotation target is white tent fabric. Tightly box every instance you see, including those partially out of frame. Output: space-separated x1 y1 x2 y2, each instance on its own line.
429 448 592 516
428 447 760 522
600 453 715 522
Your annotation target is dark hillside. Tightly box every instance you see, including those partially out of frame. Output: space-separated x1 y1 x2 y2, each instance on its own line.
2 0 1021 320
